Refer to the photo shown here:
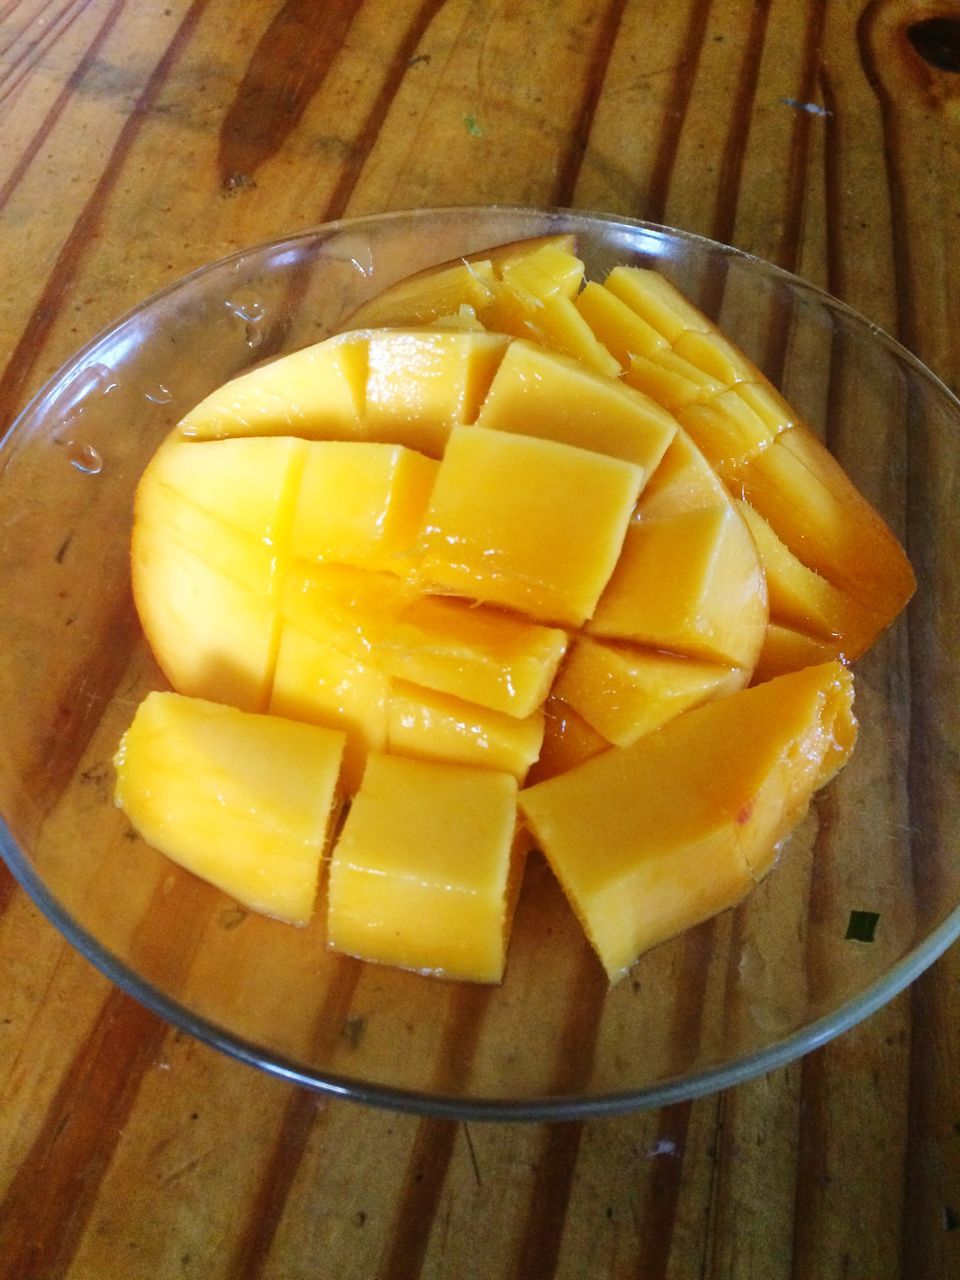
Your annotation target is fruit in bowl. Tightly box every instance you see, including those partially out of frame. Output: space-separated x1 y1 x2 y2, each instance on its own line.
114 234 913 987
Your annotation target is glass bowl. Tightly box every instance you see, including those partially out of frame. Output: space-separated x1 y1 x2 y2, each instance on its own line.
1 207 957 1121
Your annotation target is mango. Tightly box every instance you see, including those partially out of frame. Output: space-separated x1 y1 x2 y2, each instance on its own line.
589 504 768 669
114 692 345 924
554 637 745 746
327 753 520 981
418 424 643 627
519 662 857 980
475 338 676 473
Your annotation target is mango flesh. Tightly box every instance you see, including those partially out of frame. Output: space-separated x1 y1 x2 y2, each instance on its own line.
114 692 345 924
327 753 520 982
417 425 644 627
121 233 911 986
519 662 857 979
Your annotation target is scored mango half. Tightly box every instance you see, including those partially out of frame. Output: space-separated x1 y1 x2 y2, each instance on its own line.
116 232 913 986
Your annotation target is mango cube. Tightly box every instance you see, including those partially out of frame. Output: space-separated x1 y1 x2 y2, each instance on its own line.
604 265 713 341
270 627 389 793
525 697 611 785
554 638 745 746
345 258 498 329
475 339 676 472
752 623 839 684
519 662 857 979
387 680 544 779
589 504 768 669
289 440 438 575
377 592 568 718
131 485 279 712
574 280 670 365
178 333 367 441
634 428 727 519
418 425 643 626
327 754 520 981
363 329 508 457
114 692 345 924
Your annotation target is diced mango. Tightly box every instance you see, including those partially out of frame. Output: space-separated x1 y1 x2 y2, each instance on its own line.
178 333 367 441
519 662 857 979
677 388 779 476
589 504 768 669
524 697 611 785
114 692 345 924
387 680 544 779
729 427 916 619
289 441 438 575
345 258 498 329
363 329 508 456
483 277 622 378
554 637 745 746
474 339 676 472
498 241 584 300
327 753 520 981
377 592 568 718
131 486 279 711
625 350 725 414
279 562 416 659
751 623 839 684
270 626 389 793
672 328 756 386
418 425 642 627
142 434 306 542
735 500 881 657
733 380 796 435
604 266 713 341
634 429 727 519
574 280 670 364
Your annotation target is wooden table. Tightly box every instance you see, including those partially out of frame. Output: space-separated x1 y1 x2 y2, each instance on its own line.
1 1 958 1276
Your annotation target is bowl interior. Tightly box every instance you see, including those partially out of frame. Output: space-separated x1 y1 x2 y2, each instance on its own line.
1 206 957 1119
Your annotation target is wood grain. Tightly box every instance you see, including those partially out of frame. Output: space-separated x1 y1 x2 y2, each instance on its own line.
0 1 958 1277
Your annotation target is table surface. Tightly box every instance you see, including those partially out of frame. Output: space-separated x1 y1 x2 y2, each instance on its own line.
1 1 958 1276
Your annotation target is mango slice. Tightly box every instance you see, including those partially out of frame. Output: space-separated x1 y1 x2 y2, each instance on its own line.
525 696 612 785
519 661 857 980
554 637 745 746
114 692 345 924
589 504 768 669
327 754 520 982
475 338 676 473
377 592 568 719
387 681 544 779
418 425 643 627
290 440 438 575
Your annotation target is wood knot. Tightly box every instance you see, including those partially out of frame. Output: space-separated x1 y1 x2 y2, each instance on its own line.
906 16 960 72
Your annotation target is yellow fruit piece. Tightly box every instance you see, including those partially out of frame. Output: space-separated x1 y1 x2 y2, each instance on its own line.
589 504 768 669
482 274 621 379
730 427 916 619
114 692 345 924
474 339 676 473
178 333 368 441
634 428 727 519
290 440 438 575
327 753 520 982
387 680 544 779
678 388 780 476
733 380 796 435
499 241 584 300
735 500 881 657
625 350 725 414
377 592 568 718
574 280 670 364
279 562 416 659
346 258 498 329
363 329 508 456
418 425 643 627
524 697 611 785
131 485 279 712
270 626 389 794
554 637 745 747
142 434 306 542
604 266 713 341
519 661 857 979
751 623 839 685
672 329 756 385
